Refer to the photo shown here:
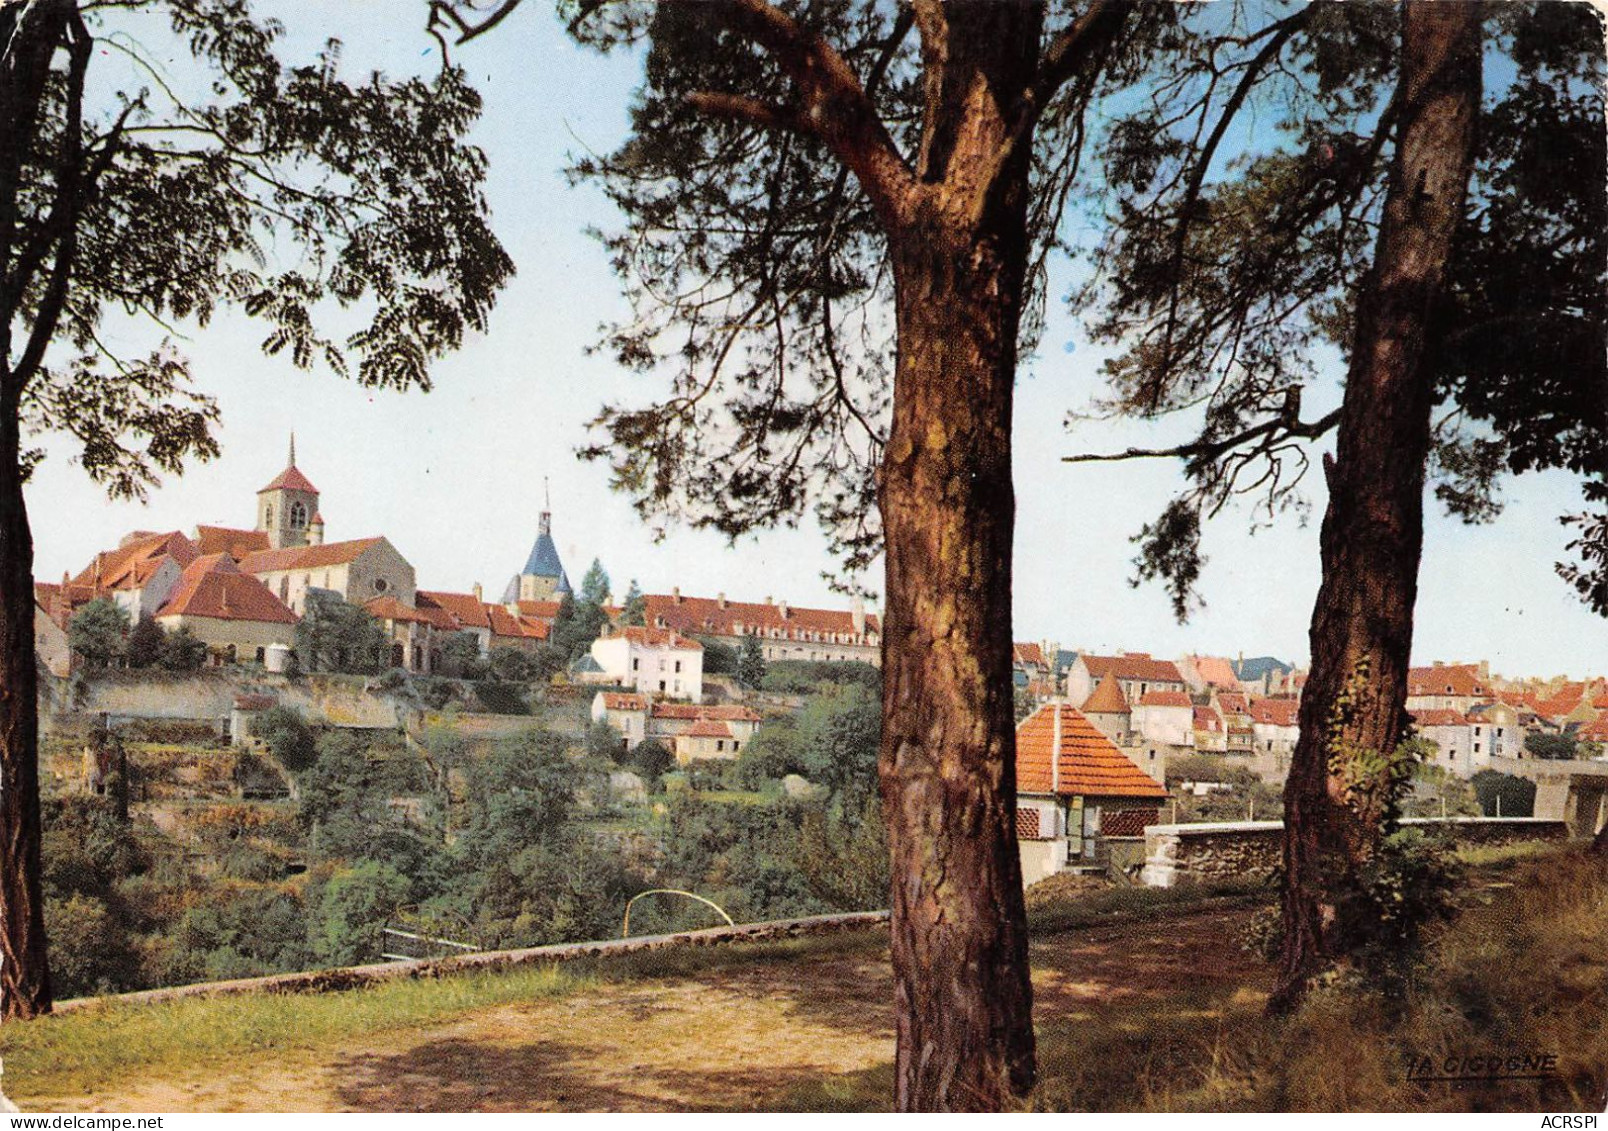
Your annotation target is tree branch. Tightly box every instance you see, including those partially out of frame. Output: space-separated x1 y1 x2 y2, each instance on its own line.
426 0 523 64
12 6 92 396
700 0 914 229
685 91 802 135
1063 406 1341 466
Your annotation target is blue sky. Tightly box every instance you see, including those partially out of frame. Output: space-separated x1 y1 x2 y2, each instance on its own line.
25 4 1605 680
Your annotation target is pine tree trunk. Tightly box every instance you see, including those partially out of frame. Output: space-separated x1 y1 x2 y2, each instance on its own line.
0 403 50 1019
1271 1 1481 1013
878 179 1035 1107
0 0 68 1022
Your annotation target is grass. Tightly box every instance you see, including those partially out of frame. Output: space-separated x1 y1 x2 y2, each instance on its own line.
0 931 884 1102
7 844 1602 1111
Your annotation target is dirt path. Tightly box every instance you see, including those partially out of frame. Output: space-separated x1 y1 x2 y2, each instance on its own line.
33 906 1268 1112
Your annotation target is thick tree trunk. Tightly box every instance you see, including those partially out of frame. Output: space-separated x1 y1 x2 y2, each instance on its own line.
878 169 1035 1110
0 403 49 1019
1271 1 1480 1013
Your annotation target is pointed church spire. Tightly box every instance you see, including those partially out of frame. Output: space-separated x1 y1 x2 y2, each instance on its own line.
288 432 297 467
539 477 552 536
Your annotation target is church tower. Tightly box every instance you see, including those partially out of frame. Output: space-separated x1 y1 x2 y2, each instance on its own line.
256 435 321 550
502 485 572 604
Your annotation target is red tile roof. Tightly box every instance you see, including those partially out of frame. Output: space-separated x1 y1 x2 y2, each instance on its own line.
240 537 386 574
71 531 198 593
1081 653 1186 686
647 702 762 723
1013 642 1047 668
1015 703 1167 799
1412 709 1471 728
1187 654 1240 688
1248 697 1299 727
599 692 648 712
194 526 271 560
157 554 297 625
617 625 702 651
416 591 492 631
233 694 278 711
1137 690 1192 708
485 603 549 641
1536 682 1586 718
685 719 733 739
514 599 563 622
643 593 879 645
363 595 437 625
1193 706 1223 731
259 464 319 494
1579 716 1608 742
1407 663 1486 699
1215 691 1249 715
1080 675 1130 714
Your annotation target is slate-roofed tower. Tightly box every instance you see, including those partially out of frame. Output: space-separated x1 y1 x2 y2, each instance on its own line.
502 504 572 604
256 434 321 550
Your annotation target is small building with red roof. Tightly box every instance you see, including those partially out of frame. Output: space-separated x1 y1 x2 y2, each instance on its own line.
154 554 297 664
674 717 746 763
1247 697 1301 765
1014 701 1167 884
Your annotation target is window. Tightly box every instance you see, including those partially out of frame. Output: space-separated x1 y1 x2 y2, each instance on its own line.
255 647 265 664
658 680 666 692
372 578 390 594
632 658 639 671
674 660 682 673
264 504 273 527
289 501 308 529
280 577 290 601
716 739 725 752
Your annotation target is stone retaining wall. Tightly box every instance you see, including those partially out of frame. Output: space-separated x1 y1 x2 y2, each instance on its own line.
1141 817 1568 888
58 910 890 1013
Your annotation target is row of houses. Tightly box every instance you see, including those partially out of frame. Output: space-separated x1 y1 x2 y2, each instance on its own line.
1016 645 1607 783
37 444 880 703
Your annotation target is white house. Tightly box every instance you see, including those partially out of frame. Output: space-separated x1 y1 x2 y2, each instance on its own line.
590 626 704 701
1412 709 1481 777
591 690 650 750
1065 653 1188 707
1131 690 1195 749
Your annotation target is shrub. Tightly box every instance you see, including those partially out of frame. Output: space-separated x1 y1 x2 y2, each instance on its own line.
251 706 318 773
160 626 209 672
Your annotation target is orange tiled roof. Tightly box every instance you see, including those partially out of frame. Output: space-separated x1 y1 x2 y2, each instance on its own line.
600 692 648 712
1193 706 1223 731
514 599 563 622
1187 654 1240 688
1138 690 1192 708
416 591 492 631
485 603 550 641
1080 675 1130 715
1013 642 1047 668
1579 716 1608 742
71 530 198 593
194 525 271 560
643 593 879 645
685 719 733 739
157 554 297 625
1412 708 1470 728
1215 690 1249 715
1407 663 1487 699
1016 703 1167 799
259 464 319 494
1081 653 1186 686
617 625 702 651
240 537 386 574
363 595 437 625
1248 697 1299 727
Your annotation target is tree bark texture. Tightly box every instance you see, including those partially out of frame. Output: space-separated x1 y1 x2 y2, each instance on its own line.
0 0 75 1020
876 3 1042 1109
1272 1 1481 1013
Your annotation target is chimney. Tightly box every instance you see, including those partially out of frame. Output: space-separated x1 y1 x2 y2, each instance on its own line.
851 594 866 636
472 582 483 603
717 592 727 609
671 586 682 604
1432 660 1445 668
1050 702 1061 794
777 599 789 619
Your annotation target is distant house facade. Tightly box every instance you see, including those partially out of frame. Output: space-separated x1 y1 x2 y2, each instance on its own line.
1407 662 1490 714
1247 697 1300 762
154 554 298 664
241 536 416 616
642 590 880 667
590 626 704 701
1065 653 1188 708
